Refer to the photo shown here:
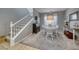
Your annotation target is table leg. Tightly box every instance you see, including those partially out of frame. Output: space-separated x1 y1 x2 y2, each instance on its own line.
73 29 77 48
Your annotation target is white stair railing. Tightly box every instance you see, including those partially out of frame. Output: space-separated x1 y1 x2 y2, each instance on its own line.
10 9 34 46
11 15 32 37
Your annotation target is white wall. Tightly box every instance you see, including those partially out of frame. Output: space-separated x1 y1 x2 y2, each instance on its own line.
57 12 65 31
33 9 40 17
0 8 31 36
33 9 40 26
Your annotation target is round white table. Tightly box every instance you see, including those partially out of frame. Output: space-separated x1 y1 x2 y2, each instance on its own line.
42 25 59 40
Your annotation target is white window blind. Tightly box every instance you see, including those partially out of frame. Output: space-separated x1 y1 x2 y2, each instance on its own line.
44 14 58 26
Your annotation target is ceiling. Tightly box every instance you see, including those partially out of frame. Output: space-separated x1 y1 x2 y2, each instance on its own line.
35 8 67 13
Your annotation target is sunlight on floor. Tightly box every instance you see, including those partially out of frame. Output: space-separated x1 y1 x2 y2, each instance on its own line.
0 42 38 50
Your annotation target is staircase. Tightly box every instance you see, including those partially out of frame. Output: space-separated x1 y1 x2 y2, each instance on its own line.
10 9 34 46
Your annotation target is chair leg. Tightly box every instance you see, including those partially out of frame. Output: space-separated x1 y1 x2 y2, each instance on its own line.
56 30 59 40
45 33 48 40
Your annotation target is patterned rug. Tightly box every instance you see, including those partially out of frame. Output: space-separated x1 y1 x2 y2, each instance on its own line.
21 30 68 50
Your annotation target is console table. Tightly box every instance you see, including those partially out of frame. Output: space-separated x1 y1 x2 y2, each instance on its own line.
33 24 40 33
70 21 79 48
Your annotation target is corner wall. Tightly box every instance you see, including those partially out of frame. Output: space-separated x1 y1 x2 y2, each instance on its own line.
33 9 40 18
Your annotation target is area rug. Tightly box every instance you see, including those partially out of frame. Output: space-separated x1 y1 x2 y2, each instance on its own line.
21 30 68 50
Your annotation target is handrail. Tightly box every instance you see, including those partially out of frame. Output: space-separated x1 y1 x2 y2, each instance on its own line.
13 18 34 40
12 14 30 26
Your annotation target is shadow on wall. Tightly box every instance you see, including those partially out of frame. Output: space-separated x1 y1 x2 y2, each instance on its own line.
0 8 32 36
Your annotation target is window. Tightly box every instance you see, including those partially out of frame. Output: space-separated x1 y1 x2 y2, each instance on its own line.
69 12 78 21
47 15 53 24
47 15 53 21
44 14 58 26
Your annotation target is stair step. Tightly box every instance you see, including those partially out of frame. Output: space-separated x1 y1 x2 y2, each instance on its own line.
16 27 22 29
19 24 25 26
10 15 33 47
12 29 21 32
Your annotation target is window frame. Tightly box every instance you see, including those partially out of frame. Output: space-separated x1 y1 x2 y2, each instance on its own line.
69 11 78 21
44 14 58 26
